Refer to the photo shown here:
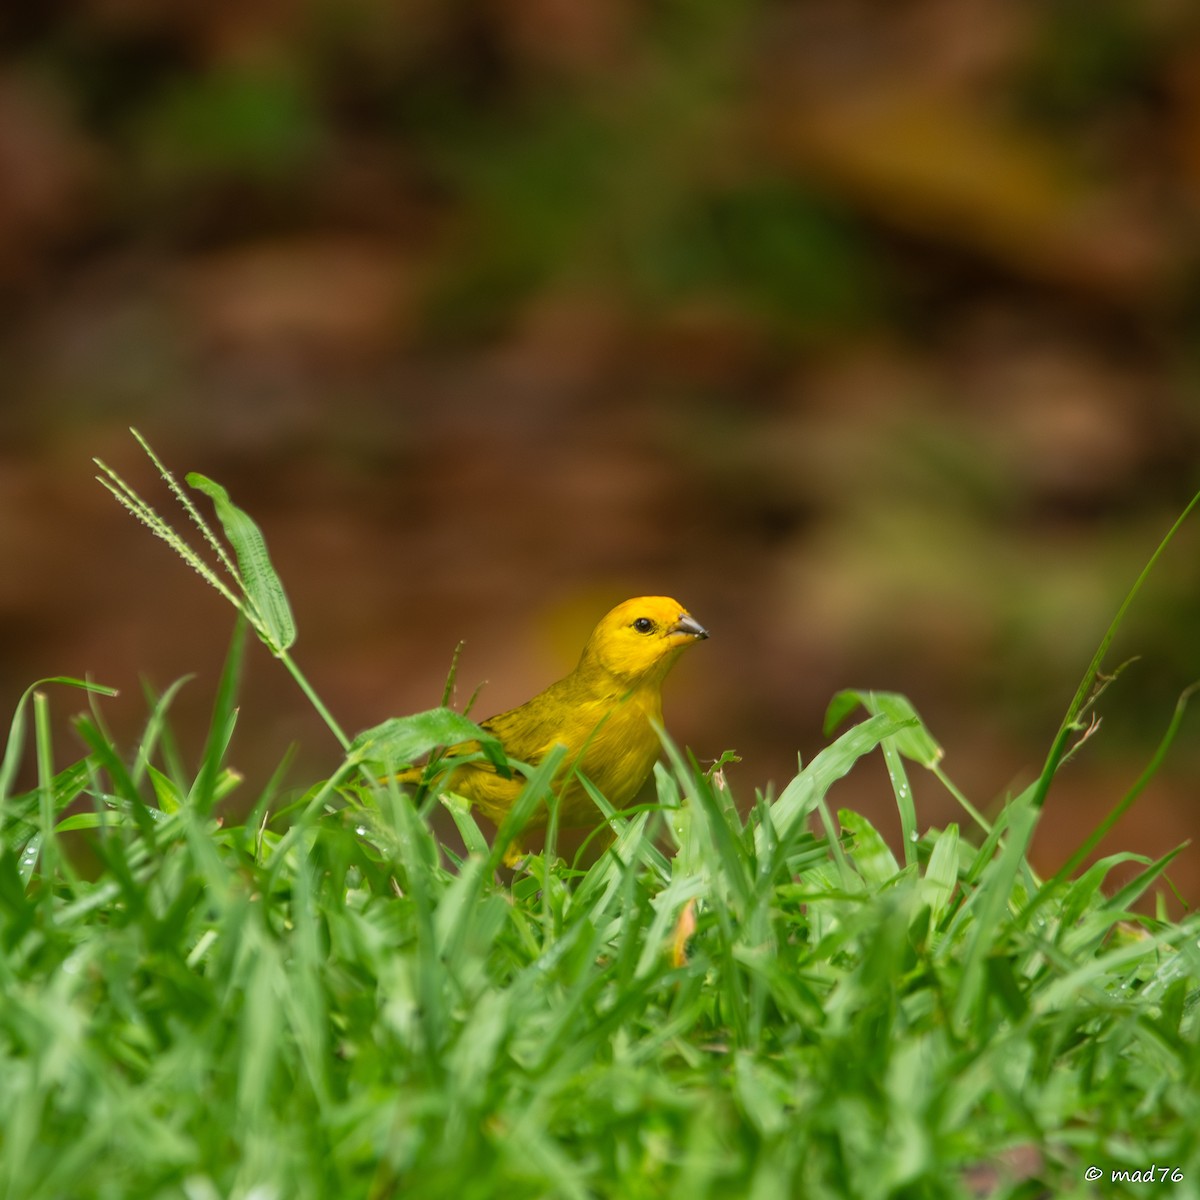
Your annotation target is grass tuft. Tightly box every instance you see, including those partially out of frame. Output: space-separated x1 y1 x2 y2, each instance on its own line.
2 630 1198 1197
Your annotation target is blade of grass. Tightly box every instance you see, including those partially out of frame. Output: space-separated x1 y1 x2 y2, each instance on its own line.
188 620 247 814
1 677 117 812
952 793 1039 1033
920 822 959 928
1030 490 1200 814
763 712 913 853
1047 682 1197 894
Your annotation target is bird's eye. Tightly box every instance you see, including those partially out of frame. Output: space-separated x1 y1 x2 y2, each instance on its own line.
633 617 655 634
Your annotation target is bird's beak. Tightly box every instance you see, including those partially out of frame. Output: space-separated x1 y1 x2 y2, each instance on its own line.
670 613 709 641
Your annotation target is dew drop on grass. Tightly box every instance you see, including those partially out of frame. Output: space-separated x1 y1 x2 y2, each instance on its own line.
909 831 919 842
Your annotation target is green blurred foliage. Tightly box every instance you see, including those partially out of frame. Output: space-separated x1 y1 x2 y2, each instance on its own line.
1016 0 1166 129
131 66 324 187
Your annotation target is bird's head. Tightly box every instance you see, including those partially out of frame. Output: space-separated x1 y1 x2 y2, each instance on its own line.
578 596 709 687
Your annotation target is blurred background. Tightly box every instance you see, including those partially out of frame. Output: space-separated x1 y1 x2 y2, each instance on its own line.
2 0 1199 902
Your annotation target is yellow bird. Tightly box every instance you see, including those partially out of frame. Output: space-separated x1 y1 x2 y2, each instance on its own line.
408 596 708 848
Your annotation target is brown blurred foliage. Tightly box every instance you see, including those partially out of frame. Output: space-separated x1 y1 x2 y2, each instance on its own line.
2 0 1200 900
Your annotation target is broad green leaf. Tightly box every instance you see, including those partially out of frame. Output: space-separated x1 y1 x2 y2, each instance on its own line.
187 472 297 653
839 809 901 886
765 712 912 849
349 708 507 773
825 690 943 768
920 823 959 926
148 762 184 813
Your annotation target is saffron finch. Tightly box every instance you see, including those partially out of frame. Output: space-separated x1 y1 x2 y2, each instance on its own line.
408 596 708 844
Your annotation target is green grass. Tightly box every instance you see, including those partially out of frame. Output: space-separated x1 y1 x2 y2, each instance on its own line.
2 441 1199 1198
2 657 1199 1200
